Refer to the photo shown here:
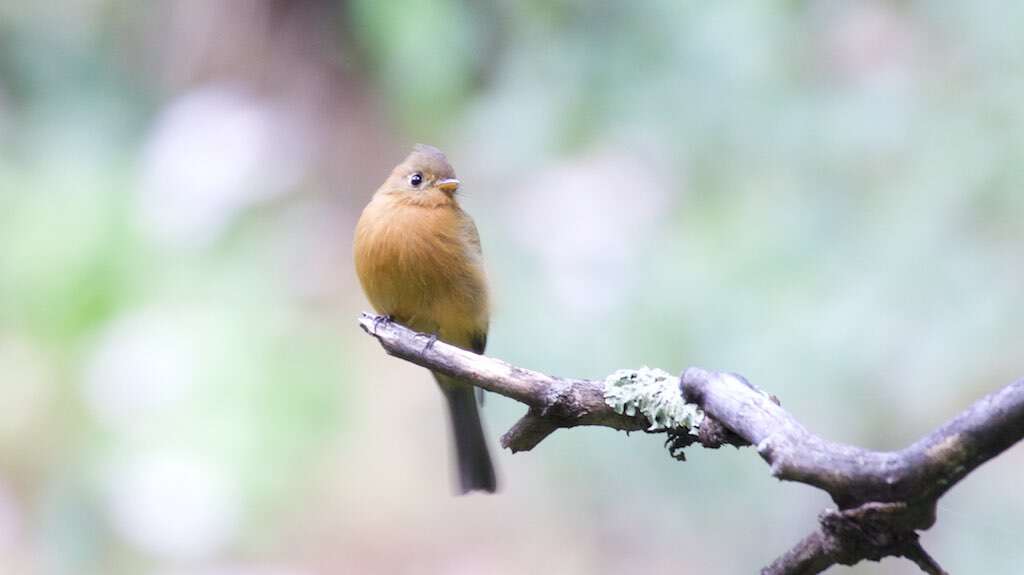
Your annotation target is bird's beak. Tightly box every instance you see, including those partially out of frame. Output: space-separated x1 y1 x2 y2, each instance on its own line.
436 178 460 194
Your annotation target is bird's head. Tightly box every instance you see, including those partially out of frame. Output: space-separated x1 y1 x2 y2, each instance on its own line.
379 144 461 202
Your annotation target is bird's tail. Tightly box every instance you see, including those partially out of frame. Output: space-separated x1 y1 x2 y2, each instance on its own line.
437 374 497 494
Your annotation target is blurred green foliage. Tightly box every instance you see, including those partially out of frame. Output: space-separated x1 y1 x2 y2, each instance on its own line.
0 1 1022 574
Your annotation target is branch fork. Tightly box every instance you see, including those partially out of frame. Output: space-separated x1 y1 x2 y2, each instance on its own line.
359 313 1024 574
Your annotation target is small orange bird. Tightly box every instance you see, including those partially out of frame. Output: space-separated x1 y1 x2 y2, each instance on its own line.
354 144 496 494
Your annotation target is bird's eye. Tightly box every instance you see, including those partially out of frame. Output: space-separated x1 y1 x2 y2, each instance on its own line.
409 172 423 187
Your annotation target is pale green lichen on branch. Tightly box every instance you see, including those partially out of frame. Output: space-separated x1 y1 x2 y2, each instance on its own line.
603 367 704 433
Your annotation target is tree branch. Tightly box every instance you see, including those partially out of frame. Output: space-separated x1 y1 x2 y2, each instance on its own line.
357 313 735 452
358 313 1024 574
681 367 1024 508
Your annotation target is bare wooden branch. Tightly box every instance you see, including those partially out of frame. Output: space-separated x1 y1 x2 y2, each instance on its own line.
358 313 1024 574
902 542 948 575
761 528 836 575
501 409 561 452
679 367 1023 573
762 504 947 575
681 367 1024 508
358 313 729 451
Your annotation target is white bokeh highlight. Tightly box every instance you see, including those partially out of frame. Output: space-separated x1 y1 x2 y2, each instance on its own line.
138 84 306 249
107 452 239 561
83 310 198 430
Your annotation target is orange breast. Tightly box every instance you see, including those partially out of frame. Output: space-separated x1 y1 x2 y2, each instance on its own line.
354 195 489 347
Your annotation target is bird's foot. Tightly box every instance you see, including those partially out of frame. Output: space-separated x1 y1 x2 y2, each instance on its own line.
414 332 439 352
371 314 393 334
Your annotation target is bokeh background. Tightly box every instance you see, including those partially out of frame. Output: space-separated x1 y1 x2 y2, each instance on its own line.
1 1 1023 573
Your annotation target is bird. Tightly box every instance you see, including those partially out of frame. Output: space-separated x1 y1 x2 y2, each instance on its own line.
353 144 497 494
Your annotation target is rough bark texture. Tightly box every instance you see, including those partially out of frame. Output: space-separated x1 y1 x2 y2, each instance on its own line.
359 313 732 452
359 313 1024 574
682 367 1024 507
